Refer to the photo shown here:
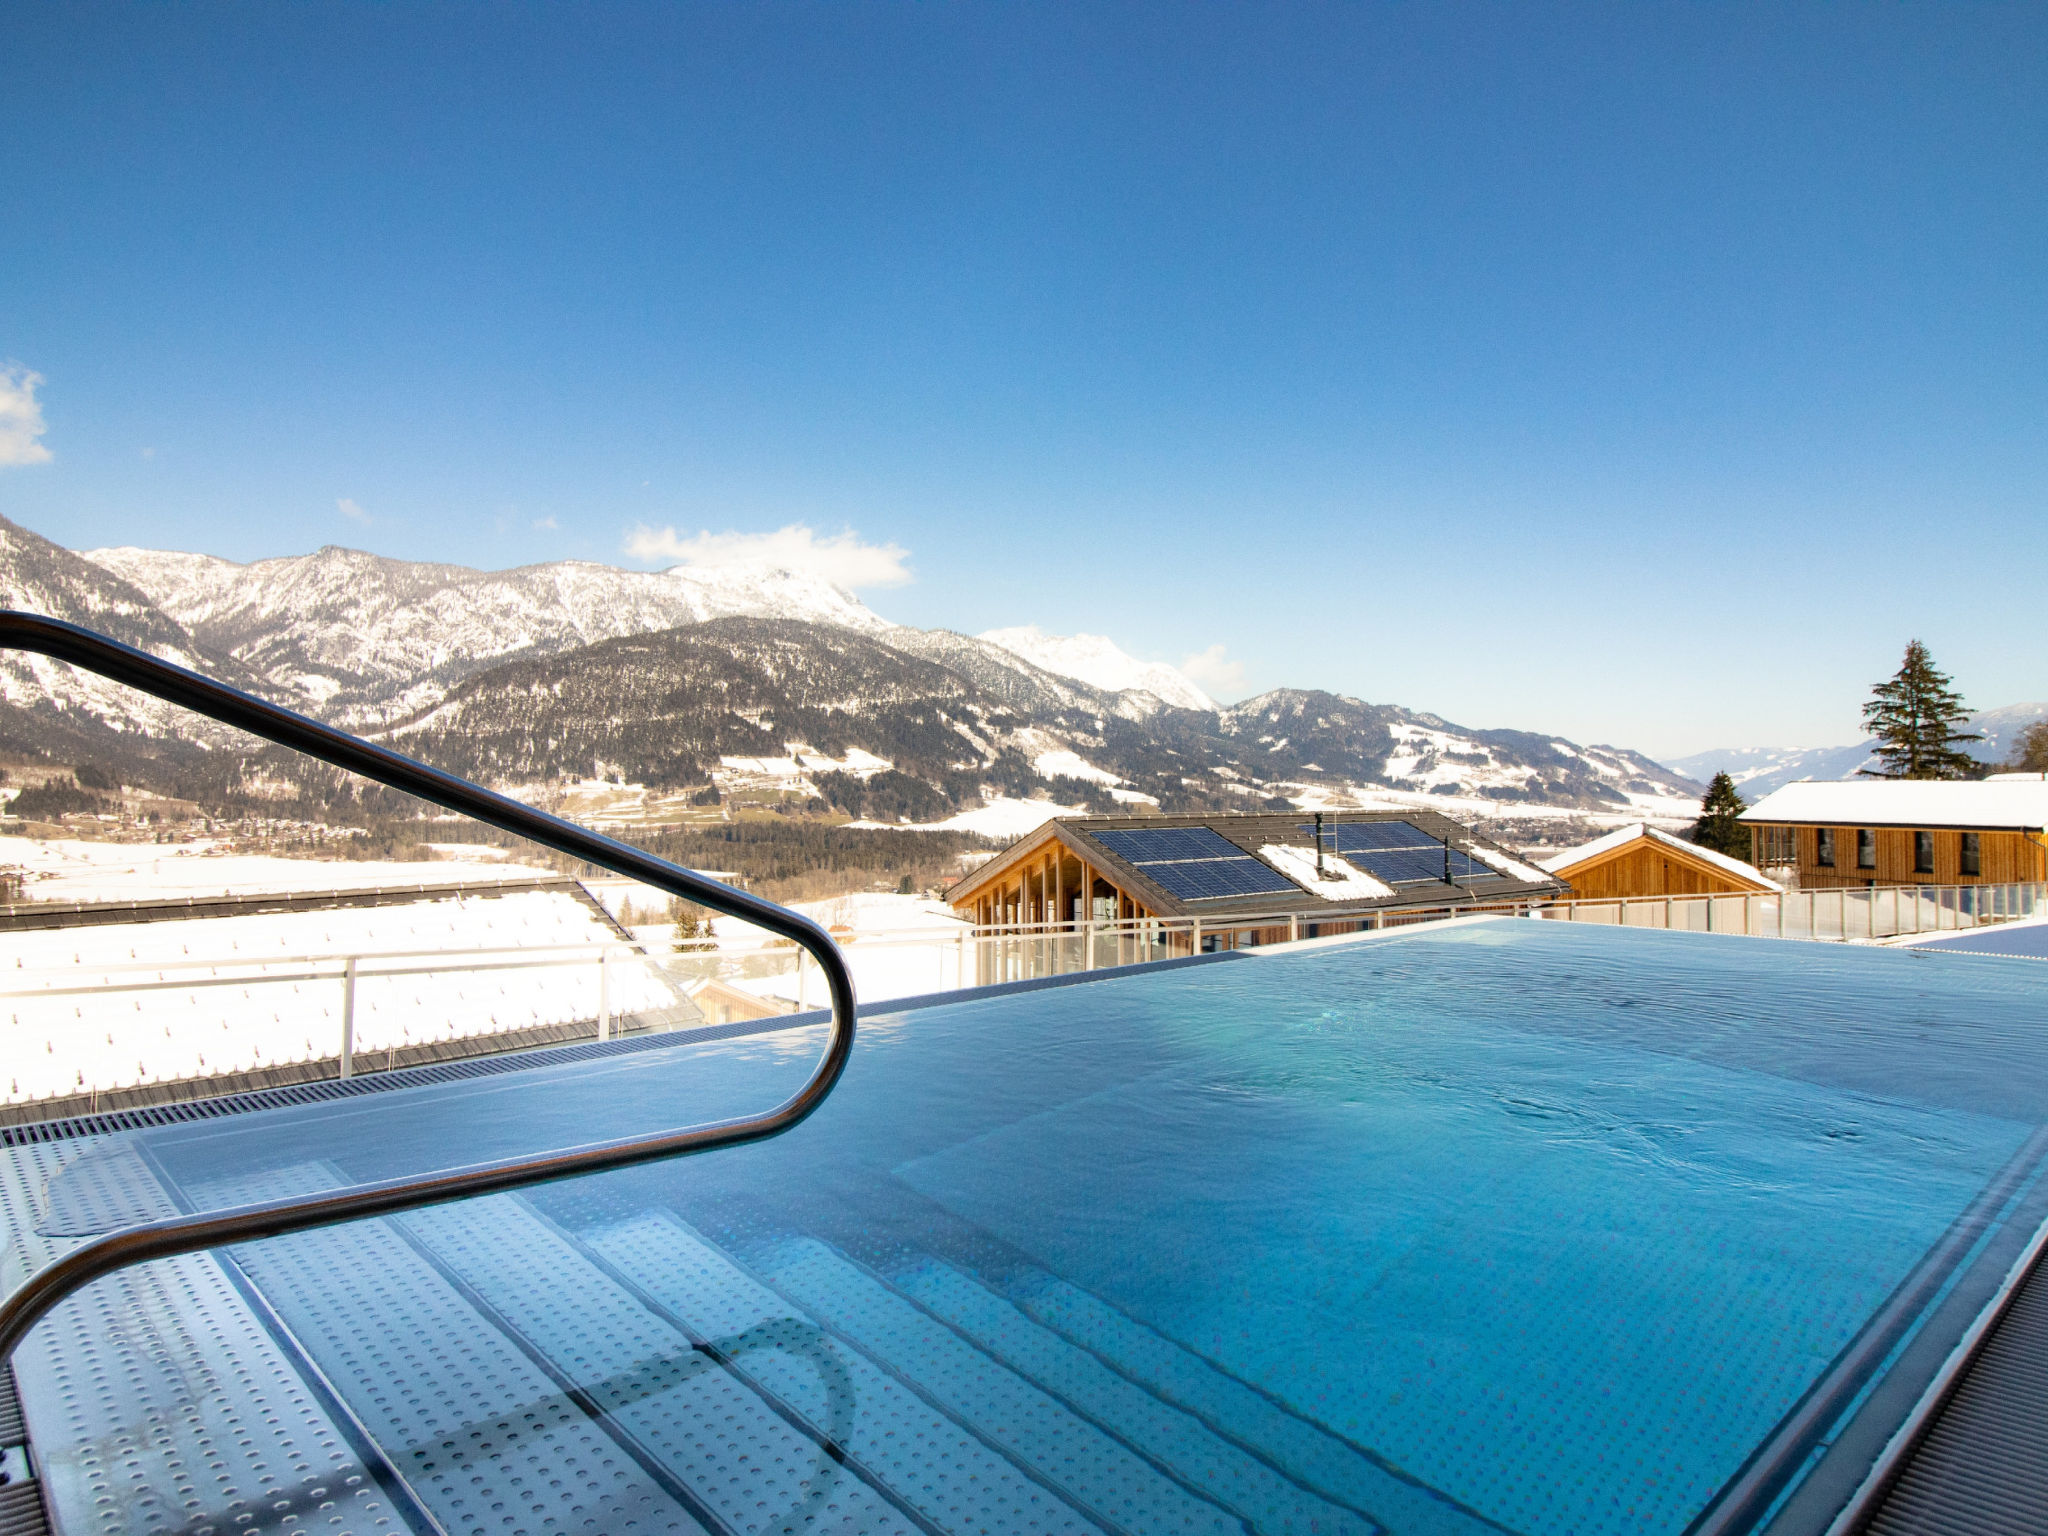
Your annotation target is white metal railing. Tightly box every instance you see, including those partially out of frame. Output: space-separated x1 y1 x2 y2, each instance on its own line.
21 878 2038 1104
0 941 655 1079
1534 880 2048 942
674 878 2048 1011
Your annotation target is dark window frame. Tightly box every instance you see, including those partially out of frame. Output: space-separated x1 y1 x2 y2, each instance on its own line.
1961 832 1982 877
1815 827 1835 868
1914 830 1935 875
1856 829 1876 870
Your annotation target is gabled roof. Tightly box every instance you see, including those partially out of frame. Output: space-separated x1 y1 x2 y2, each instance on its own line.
952 811 1564 919
1538 822 1781 892
1737 779 2048 832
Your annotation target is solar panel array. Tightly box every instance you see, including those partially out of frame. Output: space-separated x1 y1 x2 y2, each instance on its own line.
1306 820 1498 886
1089 826 1302 902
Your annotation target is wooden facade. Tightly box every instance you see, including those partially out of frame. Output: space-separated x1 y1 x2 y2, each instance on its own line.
959 836 1137 929
1546 828 1776 901
948 811 1565 936
1752 825 2048 891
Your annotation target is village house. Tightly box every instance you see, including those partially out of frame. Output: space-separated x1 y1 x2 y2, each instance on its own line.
1737 778 2048 890
948 810 1564 947
1538 822 1780 900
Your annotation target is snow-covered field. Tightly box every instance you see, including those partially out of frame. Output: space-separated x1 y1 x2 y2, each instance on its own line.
2 837 553 906
0 888 678 1108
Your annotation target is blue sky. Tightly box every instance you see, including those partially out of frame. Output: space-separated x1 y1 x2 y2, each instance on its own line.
3 4 2043 758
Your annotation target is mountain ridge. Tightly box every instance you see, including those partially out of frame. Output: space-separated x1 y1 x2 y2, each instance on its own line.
0 515 1708 823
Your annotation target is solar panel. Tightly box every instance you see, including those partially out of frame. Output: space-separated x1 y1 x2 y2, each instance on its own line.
1090 826 1300 901
1297 820 1504 886
1329 820 1437 852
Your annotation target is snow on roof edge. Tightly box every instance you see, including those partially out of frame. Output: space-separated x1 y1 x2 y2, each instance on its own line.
1540 821 1780 891
1737 778 2048 829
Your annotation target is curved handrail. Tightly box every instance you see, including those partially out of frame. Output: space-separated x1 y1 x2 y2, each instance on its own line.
0 610 856 1363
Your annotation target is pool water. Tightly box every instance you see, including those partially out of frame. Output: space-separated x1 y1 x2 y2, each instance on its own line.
11 919 2048 1536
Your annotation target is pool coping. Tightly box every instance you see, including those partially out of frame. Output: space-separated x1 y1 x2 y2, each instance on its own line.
0 942 1271 1147
0 911 1806 1148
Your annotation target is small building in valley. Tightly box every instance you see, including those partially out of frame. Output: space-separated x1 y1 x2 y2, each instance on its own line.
1737 779 2048 889
948 811 1563 944
1538 822 1780 900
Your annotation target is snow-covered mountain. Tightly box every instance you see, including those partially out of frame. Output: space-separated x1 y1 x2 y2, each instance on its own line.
978 625 1215 712
0 514 1709 819
0 515 262 747
1665 703 2048 797
1217 690 1702 814
1660 743 1876 796
366 627 1705 827
85 543 893 723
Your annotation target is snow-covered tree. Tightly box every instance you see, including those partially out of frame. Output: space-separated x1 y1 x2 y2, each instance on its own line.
1859 641 1981 780
1691 772 1751 862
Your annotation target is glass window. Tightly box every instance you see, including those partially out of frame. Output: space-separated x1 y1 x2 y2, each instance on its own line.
1856 829 1876 870
1815 828 1835 868
1961 832 1982 877
1914 830 1935 875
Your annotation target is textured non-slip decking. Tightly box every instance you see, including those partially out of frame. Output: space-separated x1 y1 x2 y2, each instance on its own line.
1866 1249 2048 1535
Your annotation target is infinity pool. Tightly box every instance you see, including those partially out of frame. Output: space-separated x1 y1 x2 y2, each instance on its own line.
8 919 2048 1536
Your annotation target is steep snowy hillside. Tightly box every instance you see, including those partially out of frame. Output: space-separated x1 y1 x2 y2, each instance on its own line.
0 515 261 752
1218 690 1704 812
979 625 1215 711
881 628 1128 716
380 619 1012 811
86 543 892 720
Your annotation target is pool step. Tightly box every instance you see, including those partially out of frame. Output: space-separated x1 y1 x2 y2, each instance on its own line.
880 1257 1378 1536
219 1179 721 1536
582 1211 1111 1534
418 1200 1095 1536
939 1265 1500 1536
214 1162 932 1535
751 1236 1265 1536
593 1213 1247 1534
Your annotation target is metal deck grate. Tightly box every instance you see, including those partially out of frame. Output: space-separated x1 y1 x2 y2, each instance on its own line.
1865 1249 2048 1534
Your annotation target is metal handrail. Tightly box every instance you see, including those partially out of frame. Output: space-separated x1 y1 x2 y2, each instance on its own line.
0 610 856 1363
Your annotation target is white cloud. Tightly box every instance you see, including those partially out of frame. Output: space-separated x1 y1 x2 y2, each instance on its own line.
0 364 52 467
337 497 371 524
624 522 912 589
1181 643 1247 695
532 515 559 531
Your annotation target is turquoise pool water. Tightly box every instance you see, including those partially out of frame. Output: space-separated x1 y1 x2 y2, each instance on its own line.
14 919 2048 1536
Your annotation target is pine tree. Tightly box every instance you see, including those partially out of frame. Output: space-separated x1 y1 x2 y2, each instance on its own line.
1859 641 1982 779
1691 772 1751 862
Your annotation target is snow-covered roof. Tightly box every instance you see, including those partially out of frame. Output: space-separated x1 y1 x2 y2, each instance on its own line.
1256 844 1394 901
1539 822 1781 891
1737 778 2048 830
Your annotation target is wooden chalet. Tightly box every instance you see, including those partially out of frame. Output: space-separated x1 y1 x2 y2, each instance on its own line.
1738 780 2048 890
949 811 1565 946
1538 823 1780 900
